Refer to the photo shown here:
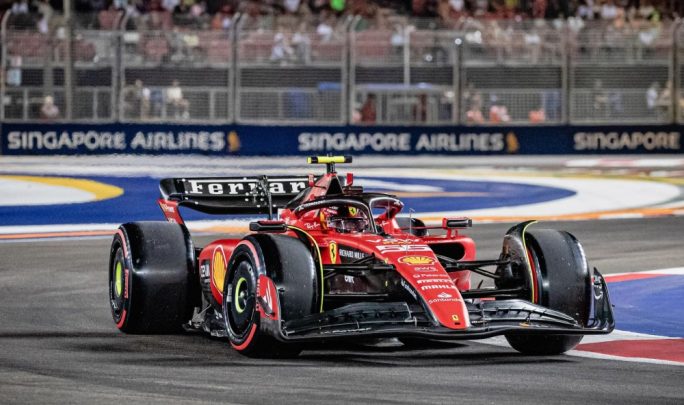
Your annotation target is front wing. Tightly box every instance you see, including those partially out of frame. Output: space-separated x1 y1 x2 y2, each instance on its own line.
262 270 614 342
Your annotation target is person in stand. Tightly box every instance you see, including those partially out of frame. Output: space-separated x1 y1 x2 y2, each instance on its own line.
40 95 59 120
270 32 295 65
360 93 377 123
656 80 672 120
466 91 485 124
528 107 546 123
488 94 510 123
167 79 189 119
292 21 311 64
413 94 428 122
12 0 29 14
124 79 151 119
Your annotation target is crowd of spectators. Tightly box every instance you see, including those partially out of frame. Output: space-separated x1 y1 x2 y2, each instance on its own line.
1 0 681 27
3 0 682 123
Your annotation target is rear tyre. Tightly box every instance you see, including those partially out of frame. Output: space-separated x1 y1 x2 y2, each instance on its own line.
223 234 316 357
108 222 195 333
505 229 590 355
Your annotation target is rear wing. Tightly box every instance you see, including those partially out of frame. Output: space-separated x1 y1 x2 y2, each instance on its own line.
159 176 311 220
157 156 353 224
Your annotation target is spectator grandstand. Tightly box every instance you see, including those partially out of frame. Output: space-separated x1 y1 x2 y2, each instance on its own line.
1 1 680 22
1 0 683 124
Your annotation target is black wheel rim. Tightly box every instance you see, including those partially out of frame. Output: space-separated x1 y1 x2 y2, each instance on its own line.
227 259 256 338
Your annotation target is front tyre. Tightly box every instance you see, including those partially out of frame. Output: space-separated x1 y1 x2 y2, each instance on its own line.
223 235 316 357
505 229 590 355
224 244 260 350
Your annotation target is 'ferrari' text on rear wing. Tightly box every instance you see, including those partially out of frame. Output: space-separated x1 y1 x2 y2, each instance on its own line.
179 178 309 197
159 176 311 217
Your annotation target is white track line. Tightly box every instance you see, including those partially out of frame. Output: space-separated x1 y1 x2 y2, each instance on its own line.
605 267 684 278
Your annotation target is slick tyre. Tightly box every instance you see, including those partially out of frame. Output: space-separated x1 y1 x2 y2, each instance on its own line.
223 234 316 357
505 229 591 355
109 222 195 333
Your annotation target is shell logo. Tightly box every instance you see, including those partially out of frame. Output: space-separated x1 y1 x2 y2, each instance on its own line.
319 210 328 230
212 247 227 292
399 255 435 265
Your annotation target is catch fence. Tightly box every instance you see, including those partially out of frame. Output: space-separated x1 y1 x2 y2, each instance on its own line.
1 11 682 126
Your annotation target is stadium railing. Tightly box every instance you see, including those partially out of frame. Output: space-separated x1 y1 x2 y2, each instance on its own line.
459 19 565 125
234 14 348 124
569 20 675 124
350 19 459 125
118 12 233 123
1 12 118 122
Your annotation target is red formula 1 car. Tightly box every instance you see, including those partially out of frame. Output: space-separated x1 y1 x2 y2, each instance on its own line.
108 156 614 356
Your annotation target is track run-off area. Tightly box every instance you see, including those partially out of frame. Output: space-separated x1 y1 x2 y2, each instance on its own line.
1 155 683 403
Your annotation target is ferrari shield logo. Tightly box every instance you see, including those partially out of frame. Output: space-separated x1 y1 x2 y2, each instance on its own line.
329 242 338 263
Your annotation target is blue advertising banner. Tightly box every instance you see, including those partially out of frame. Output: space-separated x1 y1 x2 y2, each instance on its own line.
0 122 682 156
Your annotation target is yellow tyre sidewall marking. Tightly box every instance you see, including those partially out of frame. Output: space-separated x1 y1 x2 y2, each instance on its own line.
115 261 123 297
234 277 247 314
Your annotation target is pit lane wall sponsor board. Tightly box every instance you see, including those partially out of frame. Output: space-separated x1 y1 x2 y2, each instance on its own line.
0 123 682 156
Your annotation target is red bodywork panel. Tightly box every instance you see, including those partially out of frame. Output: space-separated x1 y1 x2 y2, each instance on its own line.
310 231 474 330
157 199 184 225
199 239 241 305
199 170 477 331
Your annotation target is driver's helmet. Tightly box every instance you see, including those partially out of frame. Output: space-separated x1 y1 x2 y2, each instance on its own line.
326 206 369 233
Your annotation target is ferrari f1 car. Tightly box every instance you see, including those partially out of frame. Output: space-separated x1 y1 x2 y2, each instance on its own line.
108 156 614 356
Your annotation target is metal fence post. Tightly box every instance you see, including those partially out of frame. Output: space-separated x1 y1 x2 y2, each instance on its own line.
63 0 74 120
403 24 410 86
111 18 122 122
0 11 11 121
675 19 682 124
562 22 569 125
454 32 462 125
230 13 241 123
348 17 358 124
234 14 246 123
341 16 354 124
117 12 131 122
667 21 675 124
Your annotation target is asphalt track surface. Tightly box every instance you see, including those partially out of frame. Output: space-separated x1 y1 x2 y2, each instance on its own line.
1 218 683 404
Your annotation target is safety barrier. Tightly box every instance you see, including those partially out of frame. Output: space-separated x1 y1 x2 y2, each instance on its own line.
1 122 681 156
